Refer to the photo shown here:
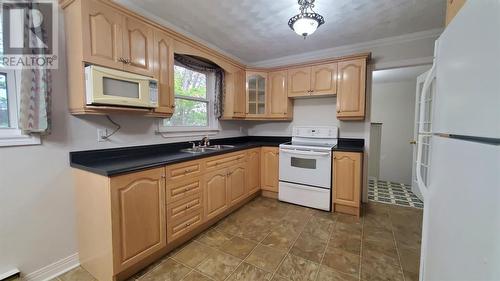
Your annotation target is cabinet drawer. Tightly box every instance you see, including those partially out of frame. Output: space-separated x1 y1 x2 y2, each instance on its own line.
166 160 202 181
166 178 202 203
205 152 246 171
167 193 202 221
168 209 203 243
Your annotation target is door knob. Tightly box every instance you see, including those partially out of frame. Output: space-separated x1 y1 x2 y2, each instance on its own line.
410 140 417 144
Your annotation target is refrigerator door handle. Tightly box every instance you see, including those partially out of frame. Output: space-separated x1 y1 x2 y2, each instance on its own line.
416 41 438 199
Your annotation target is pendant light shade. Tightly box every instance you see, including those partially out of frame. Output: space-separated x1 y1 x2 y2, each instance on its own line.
288 0 325 38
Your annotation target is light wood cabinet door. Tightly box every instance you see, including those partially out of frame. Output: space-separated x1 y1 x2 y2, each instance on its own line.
261 147 279 192
246 72 267 115
234 70 247 117
81 0 124 69
228 164 246 205
122 16 154 76
204 169 229 220
333 152 362 214
268 70 290 117
246 149 261 194
311 63 337 96
287 66 311 97
153 30 174 115
337 59 366 120
110 167 166 272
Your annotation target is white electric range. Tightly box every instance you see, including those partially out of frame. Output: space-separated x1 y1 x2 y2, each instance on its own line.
278 126 338 211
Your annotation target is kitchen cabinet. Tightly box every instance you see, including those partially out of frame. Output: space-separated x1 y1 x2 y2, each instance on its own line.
81 0 154 76
153 30 174 115
268 70 292 118
446 0 466 26
287 63 337 97
204 169 230 220
122 16 155 76
223 70 246 119
261 147 279 193
109 167 166 272
228 163 247 205
81 0 124 70
246 148 261 194
333 151 363 217
336 59 366 120
246 72 268 116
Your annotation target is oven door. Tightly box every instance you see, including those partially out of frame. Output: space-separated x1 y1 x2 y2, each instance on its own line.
279 148 332 188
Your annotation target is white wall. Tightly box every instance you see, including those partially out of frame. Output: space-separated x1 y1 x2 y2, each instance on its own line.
0 11 245 278
371 80 416 184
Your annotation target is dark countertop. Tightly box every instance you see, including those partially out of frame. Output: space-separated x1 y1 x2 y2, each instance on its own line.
70 136 365 176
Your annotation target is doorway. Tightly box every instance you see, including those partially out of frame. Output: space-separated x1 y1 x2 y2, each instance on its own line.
368 65 430 209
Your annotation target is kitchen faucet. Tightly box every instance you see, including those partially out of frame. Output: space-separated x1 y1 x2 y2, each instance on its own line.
200 135 210 147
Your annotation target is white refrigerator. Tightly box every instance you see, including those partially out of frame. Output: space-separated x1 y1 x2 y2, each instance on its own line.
416 1 500 281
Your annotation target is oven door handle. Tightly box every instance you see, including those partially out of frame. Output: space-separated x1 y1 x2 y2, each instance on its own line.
279 148 331 157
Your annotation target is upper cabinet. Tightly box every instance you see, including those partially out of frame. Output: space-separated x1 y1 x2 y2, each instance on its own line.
446 0 466 26
153 30 174 115
287 63 337 97
81 0 154 76
223 69 246 119
122 16 155 76
336 59 366 121
246 72 267 116
268 70 292 118
81 0 124 70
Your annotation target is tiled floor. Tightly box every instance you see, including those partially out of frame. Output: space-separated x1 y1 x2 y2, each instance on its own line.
368 179 424 209
51 196 423 281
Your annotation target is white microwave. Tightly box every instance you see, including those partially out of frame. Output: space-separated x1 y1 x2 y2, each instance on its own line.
85 65 158 108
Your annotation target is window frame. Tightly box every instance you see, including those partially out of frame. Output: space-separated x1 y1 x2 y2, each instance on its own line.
0 69 41 147
158 66 220 137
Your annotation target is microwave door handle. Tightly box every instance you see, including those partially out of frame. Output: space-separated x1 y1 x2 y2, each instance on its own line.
280 149 330 157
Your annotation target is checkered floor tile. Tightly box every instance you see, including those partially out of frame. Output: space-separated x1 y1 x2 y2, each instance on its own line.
368 179 424 209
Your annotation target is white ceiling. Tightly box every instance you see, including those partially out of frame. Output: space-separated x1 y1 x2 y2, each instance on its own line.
122 0 446 63
373 64 431 83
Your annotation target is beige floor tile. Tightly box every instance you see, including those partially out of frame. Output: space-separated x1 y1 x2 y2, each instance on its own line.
330 233 361 255
196 228 232 248
403 270 420 281
332 222 362 239
261 228 299 250
269 275 288 281
244 244 287 272
363 224 394 242
362 248 399 267
316 265 359 281
290 232 328 263
275 254 320 281
398 246 421 274
336 214 362 225
322 247 360 276
181 271 213 281
174 241 216 267
361 257 404 281
139 258 191 281
226 262 272 281
218 236 257 259
59 267 96 281
362 237 398 259
196 250 241 281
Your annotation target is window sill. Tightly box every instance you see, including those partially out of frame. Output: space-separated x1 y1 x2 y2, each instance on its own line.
0 129 41 147
156 127 220 138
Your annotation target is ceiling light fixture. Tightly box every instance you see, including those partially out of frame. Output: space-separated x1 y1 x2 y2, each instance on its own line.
288 0 325 39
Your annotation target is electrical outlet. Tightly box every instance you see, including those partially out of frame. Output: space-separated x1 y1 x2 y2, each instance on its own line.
97 129 108 142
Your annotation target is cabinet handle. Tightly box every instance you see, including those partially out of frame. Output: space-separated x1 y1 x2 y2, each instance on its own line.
184 187 190 191
185 222 191 227
161 175 166 178
124 58 132 64
185 205 190 210
184 169 191 173
118 57 125 63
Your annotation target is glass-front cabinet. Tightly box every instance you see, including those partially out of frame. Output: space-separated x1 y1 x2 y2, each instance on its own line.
246 72 267 115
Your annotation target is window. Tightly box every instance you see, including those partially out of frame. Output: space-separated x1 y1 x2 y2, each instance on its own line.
159 64 219 136
0 17 40 146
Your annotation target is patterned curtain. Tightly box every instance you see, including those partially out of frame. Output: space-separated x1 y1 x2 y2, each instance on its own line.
18 1 52 134
174 54 225 118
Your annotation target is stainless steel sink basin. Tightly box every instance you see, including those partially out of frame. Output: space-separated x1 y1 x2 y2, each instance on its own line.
205 145 235 150
180 145 235 154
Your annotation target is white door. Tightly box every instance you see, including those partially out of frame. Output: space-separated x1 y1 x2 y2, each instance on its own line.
411 70 433 200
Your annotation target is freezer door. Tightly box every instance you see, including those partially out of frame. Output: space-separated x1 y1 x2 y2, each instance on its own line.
434 0 500 138
421 136 500 281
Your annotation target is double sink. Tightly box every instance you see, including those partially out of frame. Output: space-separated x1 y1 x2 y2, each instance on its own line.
180 144 236 154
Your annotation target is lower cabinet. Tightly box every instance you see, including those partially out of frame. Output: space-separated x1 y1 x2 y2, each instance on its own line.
109 167 167 273
246 148 261 194
204 168 230 220
228 163 247 205
261 147 279 192
332 151 363 217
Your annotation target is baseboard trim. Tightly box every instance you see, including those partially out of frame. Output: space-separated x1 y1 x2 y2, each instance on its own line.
24 253 79 281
